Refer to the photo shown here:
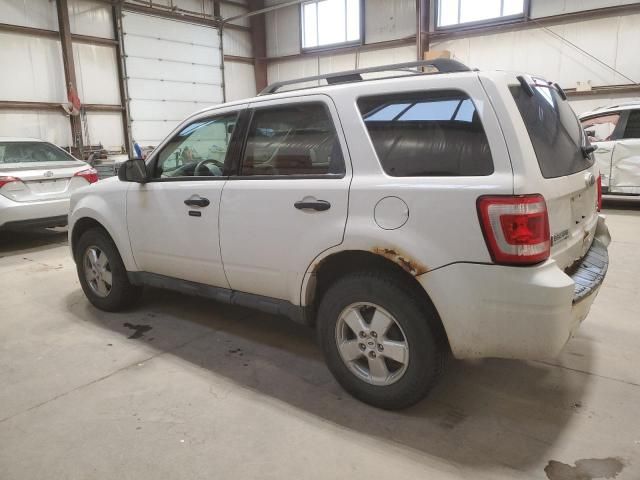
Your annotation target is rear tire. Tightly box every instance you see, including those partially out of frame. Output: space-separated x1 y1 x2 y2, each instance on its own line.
317 271 446 410
75 228 142 312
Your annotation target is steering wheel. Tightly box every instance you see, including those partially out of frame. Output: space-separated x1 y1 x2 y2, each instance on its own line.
194 159 224 176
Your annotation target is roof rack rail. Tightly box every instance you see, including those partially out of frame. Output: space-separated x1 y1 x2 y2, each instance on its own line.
259 59 471 95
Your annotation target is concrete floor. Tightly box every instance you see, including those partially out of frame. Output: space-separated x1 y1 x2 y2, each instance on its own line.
1 200 639 480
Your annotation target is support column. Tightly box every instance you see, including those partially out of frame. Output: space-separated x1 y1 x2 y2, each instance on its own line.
112 3 132 155
416 0 431 60
248 0 268 93
56 0 84 157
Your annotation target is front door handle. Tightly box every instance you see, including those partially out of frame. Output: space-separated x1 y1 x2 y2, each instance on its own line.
294 199 331 211
184 196 210 208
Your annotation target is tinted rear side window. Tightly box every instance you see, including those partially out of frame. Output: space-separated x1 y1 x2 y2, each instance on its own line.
357 90 493 177
510 84 593 178
240 103 345 176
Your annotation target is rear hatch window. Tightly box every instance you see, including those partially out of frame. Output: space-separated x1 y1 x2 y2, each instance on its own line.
510 82 594 178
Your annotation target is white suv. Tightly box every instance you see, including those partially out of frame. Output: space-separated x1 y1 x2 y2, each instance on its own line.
69 60 610 409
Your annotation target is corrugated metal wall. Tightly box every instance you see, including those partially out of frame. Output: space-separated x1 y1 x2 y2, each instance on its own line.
0 0 123 149
0 0 256 151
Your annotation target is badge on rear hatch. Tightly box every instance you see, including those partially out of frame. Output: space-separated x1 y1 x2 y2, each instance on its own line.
552 229 569 245
44 171 54 178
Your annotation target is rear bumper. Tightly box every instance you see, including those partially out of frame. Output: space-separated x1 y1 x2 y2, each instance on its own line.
419 215 610 360
0 196 70 229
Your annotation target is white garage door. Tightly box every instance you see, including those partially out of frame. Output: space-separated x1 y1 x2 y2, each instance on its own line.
122 11 224 147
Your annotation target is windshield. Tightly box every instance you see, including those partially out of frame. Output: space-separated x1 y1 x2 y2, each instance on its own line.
0 142 78 164
510 84 594 178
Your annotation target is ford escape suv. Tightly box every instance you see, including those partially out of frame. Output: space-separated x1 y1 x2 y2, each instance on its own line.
68 60 610 410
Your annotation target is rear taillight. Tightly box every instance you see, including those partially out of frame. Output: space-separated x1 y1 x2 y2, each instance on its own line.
0 176 21 188
477 195 551 265
74 168 99 184
596 174 602 211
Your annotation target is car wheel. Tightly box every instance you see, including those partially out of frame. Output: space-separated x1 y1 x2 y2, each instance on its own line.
317 271 447 409
75 228 142 312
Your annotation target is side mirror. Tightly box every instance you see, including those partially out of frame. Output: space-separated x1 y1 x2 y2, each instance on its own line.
118 158 148 183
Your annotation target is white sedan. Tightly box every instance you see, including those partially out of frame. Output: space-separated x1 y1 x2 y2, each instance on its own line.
0 137 98 230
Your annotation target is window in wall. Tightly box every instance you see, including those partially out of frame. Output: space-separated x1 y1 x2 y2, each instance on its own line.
241 103 345 177
357 91 493 177
437 0 525 28
301 0 361 49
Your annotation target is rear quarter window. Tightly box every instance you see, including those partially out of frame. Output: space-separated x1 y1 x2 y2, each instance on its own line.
357 90 493 177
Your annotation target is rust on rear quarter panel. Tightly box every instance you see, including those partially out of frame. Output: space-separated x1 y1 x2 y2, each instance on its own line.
371 247 428 276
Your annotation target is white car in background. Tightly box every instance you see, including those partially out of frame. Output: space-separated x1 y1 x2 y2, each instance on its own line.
0 137 98 230
580 102 640 194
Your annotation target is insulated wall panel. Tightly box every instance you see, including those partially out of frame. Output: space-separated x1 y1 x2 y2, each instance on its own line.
221 2 250 27
0 33 66 103
223 29 253 58
68 0 114 39
84 112 125 150
122 11 223 146
73 43 121 105
364 0 415 44
265 3 301 57
0 111 72 146
224 61 257 101
0 0 59 30
430 13 640 89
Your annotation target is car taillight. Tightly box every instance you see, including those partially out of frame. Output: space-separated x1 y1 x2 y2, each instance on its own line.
0 176 21 188
596 174 602 211
477 195 550 265
74 168 99 184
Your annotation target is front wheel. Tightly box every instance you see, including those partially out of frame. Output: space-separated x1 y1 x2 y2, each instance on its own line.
75 228 142 312
317 271 447 409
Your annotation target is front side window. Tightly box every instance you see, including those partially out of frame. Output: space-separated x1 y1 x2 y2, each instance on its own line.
155 113 237 179
0 142 78 164
437 0 525 28
301 0 361 49
241 102 345 177
357 91 493 177
580 113 621 143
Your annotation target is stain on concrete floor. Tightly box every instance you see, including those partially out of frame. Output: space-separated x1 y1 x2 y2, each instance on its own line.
122 323 152 339
545 457 624 480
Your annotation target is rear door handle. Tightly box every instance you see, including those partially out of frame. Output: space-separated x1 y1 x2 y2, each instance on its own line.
184 196 210 208
294 199 331 211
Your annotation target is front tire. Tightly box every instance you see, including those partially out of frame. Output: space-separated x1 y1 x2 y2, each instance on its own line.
75 228 142 312
317 271 446 409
